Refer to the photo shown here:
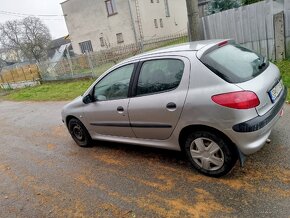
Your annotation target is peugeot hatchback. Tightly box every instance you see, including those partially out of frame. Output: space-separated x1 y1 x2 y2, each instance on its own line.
62 40 287 177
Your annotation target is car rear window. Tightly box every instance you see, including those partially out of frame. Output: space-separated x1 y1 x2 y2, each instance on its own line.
201 44 269 83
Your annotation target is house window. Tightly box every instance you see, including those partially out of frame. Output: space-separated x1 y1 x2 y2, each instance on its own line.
151 0 154 3
105 0 117 16
79 40 93 53
116 33 124 44
154 19 158 28
100 37 105 47
164 0 170 17
160 19 163 28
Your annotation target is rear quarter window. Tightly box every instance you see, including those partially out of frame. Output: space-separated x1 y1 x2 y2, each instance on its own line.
201 44 269 83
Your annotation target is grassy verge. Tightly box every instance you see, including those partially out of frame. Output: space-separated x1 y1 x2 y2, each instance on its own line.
1 79 94 101
1 59 290 102
275 60 290 102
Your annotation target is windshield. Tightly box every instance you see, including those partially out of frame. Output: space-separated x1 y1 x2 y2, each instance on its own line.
201 44 269 83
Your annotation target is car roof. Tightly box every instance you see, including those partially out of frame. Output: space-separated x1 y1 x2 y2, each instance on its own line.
120 39 226 64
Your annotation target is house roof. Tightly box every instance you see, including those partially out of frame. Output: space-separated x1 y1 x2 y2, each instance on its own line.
48 36 71 50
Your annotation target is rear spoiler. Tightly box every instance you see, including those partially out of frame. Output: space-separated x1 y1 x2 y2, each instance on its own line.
196 39 235 60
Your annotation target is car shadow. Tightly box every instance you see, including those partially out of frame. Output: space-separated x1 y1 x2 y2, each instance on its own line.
89 139 189 167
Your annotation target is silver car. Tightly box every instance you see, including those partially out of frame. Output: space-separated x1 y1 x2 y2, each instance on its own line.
61 40 287 177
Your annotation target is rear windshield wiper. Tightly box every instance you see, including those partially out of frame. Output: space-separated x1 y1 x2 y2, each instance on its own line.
258 57 267 69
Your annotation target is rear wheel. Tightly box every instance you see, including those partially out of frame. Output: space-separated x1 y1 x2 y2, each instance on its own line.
68 118 92 147
184 131 238 177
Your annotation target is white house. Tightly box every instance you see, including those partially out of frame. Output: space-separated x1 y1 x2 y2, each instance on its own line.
61 0 209 54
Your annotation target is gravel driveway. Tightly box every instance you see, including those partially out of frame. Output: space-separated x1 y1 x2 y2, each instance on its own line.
0 101 290 217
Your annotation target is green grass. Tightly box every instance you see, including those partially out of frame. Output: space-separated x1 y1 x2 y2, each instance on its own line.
2 79 94 101
274 60 290 102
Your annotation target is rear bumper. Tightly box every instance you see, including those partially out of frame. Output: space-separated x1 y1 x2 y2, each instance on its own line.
227 86 287 155
232 86 287 132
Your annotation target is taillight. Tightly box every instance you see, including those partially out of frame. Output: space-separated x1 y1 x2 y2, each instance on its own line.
211 91 260 109
218 40 228 47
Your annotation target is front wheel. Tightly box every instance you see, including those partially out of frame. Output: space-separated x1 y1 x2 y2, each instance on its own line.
68 118 92 147
184 131 238 177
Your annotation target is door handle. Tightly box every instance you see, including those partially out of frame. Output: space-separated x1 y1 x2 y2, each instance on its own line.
166 102 177 110
117 106 124 112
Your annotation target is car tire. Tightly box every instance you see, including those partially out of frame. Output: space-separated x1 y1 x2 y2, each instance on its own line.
184 131 238 177
68 118 92 147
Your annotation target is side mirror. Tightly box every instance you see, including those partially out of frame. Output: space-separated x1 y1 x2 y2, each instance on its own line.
83 94 93 104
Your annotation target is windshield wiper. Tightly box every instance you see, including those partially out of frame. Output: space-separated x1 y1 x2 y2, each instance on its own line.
258 57 267 69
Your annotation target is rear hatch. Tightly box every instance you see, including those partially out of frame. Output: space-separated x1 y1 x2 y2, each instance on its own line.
236 63 283 116
198 41 284 116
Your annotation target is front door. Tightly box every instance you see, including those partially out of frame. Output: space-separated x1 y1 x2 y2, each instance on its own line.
83 63 136 137
128 57 190 140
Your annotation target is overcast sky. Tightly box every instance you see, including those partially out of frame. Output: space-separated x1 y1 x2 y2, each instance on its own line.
0 0 68 39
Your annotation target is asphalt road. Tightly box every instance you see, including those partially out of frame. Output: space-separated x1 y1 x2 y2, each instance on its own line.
0 100 290 218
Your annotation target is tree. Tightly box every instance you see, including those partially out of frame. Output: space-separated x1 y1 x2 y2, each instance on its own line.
208 0 240 14
186 0 200 41
0 20 23 61
0 17 51 62
21 17 51 62
241 0 262 5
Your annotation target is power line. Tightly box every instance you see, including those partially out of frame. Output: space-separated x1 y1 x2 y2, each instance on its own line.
0 11 65 21
0 10 65 18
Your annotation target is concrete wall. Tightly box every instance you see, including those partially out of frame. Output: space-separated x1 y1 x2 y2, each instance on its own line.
284 0 290 58
62 0 192 54
202 0 286 60
61 0 137 54
136 0 188 41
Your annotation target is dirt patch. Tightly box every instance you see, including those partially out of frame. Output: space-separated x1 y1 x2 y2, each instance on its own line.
136 189 232 217
92 152 128 167
47 144 56 150
52 125 68 137
75 175 96 187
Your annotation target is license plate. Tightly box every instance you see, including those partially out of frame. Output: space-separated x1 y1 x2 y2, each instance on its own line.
269 80 283 103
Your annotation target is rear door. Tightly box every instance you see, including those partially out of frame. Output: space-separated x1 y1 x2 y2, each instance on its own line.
128 56 190 140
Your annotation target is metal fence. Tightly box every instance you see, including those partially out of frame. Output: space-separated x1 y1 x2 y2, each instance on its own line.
0 32 187 89
202 0 286 60
38 32 188 81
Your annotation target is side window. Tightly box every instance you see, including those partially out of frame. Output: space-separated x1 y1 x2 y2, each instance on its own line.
136 59 184 96
94 64 134 101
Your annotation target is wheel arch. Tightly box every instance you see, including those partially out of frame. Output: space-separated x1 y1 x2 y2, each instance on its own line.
178 124 238 154
66 115 78 127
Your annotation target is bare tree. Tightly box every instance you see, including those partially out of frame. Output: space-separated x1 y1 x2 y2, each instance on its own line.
186 0 200 41
0 17 51 62
22 17 51 62
0 20 23 61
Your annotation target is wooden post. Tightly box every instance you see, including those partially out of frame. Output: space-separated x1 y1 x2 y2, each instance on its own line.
186 0 200 41
29 65 34 81
35 64 42 81
21 67 27 81
0 74 4 84
11 71 15 83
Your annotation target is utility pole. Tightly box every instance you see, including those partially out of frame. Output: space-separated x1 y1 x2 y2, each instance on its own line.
186 0 200 41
